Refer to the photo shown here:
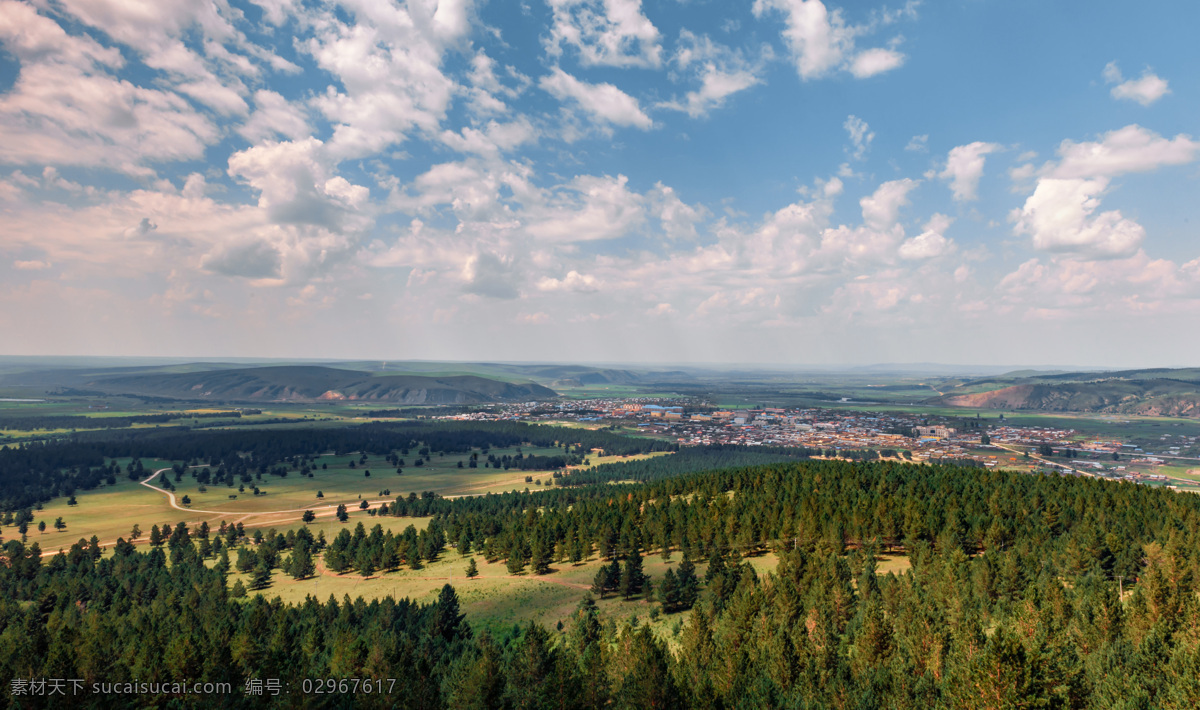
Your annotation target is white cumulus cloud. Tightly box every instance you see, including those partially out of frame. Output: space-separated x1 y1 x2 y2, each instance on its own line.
1013 177 1144 259
898 214 954 260
861 178 917 229
540 68 653 130
1048 125 1199 179
752 0 906 81
940 141 1001 202
850 47 904 78
537 270 600 292
545 0 662 68
661 31 764 118
1103 62 1170 106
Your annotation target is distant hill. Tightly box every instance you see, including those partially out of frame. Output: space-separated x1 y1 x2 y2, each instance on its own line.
320 361 656 387
67 366 557 404
933 367 1200 416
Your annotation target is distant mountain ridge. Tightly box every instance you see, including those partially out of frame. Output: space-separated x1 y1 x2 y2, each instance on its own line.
933 367 1200 416
72 366 557 404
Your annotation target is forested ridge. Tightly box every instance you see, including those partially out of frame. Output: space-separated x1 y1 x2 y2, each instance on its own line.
2 458 1200 707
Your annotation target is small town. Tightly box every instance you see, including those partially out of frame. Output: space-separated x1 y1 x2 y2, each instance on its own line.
438 398 1200 488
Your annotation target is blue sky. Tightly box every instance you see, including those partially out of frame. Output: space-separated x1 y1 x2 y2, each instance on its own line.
1 0 1198 367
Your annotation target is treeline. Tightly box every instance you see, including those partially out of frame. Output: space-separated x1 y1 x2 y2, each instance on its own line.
559 444 816 486
423 459 1199 588
0 442 111 510
358 421 675 458
497 451 579 471
0 411 243 431
323 520 447 575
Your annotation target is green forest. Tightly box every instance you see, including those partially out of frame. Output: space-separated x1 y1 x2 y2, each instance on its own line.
2 446 1200 708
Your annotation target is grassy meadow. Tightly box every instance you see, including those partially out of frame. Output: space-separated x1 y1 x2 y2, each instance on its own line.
230 545 911 642
15 448 675 555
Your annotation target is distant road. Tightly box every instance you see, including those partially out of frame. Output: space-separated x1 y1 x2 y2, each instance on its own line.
989 442 1095 478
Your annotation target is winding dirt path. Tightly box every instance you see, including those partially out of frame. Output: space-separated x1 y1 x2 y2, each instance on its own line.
140 467 394 516
37 465 572 558
37 469 391 557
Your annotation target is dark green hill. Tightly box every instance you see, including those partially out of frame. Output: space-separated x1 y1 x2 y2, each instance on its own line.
79 366 557 404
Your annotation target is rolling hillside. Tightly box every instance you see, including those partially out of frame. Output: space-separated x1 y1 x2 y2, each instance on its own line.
73 366 557 404
934 368 1200 416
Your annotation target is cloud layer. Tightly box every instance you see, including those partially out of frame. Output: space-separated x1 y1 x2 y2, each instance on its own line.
2 0 1198 366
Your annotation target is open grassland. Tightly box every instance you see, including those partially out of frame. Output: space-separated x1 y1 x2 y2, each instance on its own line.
19 448 675 555
23 479 428 558
232 546 910 638
168 445 594 515
19 458 178 553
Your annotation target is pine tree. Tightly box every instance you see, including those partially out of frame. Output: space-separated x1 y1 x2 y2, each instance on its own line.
446 632 506 708
605 559 621 594
705 548 725 583
503 623 580 709
615 627 682 709
434 584 467 642
235 546 257 573
570 594 602 650
530 536 553 575
591 568 609 599
658 567 680 613
466 557 479 578
620 552 647 600
356 548 376 578
323 545 345 574
290 544 315 580
676 556 700 610
250 560 272 590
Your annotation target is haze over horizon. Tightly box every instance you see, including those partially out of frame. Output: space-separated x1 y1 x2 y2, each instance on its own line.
0 353 1158 378
2 1 1198 367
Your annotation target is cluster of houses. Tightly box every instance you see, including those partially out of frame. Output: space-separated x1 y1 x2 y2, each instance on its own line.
426 398 1200 491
